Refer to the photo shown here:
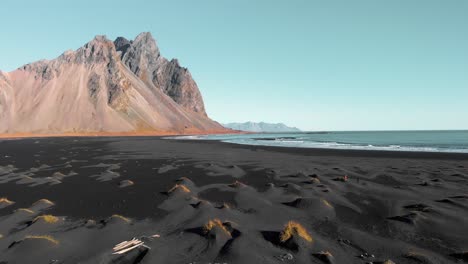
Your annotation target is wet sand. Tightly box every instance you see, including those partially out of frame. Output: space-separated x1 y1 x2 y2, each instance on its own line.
0 137 467 263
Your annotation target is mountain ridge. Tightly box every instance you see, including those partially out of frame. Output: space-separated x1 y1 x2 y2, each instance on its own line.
223 122 301 132
0 32 227 135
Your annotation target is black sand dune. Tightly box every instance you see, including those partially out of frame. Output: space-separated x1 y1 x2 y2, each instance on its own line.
0 137 467 263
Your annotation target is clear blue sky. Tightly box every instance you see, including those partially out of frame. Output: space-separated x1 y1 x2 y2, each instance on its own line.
1 0 467 131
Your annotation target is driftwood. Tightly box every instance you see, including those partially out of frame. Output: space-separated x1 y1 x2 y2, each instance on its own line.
113 238 139 252
113 242 144 255
112 235 158 255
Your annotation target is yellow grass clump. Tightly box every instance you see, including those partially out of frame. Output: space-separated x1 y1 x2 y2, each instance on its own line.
0 197 14 205
16 208 34 214
33 199 55 206
319 251 333 257
168 184 191 193
322 199 333 208
24 235 59 245
34 215 59 224
111 214 131 223
280 221 313 243
203 219 231 236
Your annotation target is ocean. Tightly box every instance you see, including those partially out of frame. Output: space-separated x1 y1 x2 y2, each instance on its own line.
175 130 468 153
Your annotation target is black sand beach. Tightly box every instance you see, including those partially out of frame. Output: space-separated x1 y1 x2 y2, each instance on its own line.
0 137 467 263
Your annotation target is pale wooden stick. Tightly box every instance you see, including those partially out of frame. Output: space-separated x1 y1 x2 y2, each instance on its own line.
112 242 144 255
113 239 140 251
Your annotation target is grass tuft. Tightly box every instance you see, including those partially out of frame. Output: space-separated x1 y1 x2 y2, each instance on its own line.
111 214 131 223
0 197 14 205
280 221 313 243
321 199 333 208
203 219 231 236
33 199 55 206
34 215 59 224
168 184 191 194
16 208 34 214
24 235 59 245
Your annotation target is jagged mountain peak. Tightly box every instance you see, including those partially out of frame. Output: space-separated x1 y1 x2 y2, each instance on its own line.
75 35 119 64
133 32 157 46
114 32 159 56
0 32 222 134
114 33 206 115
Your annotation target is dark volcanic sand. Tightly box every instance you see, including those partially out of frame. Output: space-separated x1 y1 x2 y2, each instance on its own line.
0 137 467 264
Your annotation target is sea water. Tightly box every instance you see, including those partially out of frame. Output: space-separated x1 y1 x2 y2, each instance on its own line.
175 130 468 153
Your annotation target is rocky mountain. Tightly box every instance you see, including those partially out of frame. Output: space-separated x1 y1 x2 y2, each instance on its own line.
222 122 301 132
0 32 226 134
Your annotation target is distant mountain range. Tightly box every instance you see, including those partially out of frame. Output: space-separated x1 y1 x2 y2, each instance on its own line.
223 122 301 132
0 32 227 135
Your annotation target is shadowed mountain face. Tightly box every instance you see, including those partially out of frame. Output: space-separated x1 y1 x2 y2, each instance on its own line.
0 32 223 134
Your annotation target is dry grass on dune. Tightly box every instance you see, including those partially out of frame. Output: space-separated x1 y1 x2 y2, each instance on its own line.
32 199 55 206
24 235 59 245
280 221 313 242
111 214 131 223
168 184 191 193
16 208 34 214
321 199 333 208
203 219 231 236
34 215 59 224
0 197 14 205
318 251 333 257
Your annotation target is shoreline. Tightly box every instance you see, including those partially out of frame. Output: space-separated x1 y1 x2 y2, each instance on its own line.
2 133 468 159
172 137 468 160
169 130 468 156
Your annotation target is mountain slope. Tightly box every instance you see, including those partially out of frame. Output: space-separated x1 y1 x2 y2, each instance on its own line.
223 122 301 132
0 33 226 134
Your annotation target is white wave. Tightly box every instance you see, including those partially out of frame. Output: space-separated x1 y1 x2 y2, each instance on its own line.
274 139 304 143
165 133 468 153
221 139 468 153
